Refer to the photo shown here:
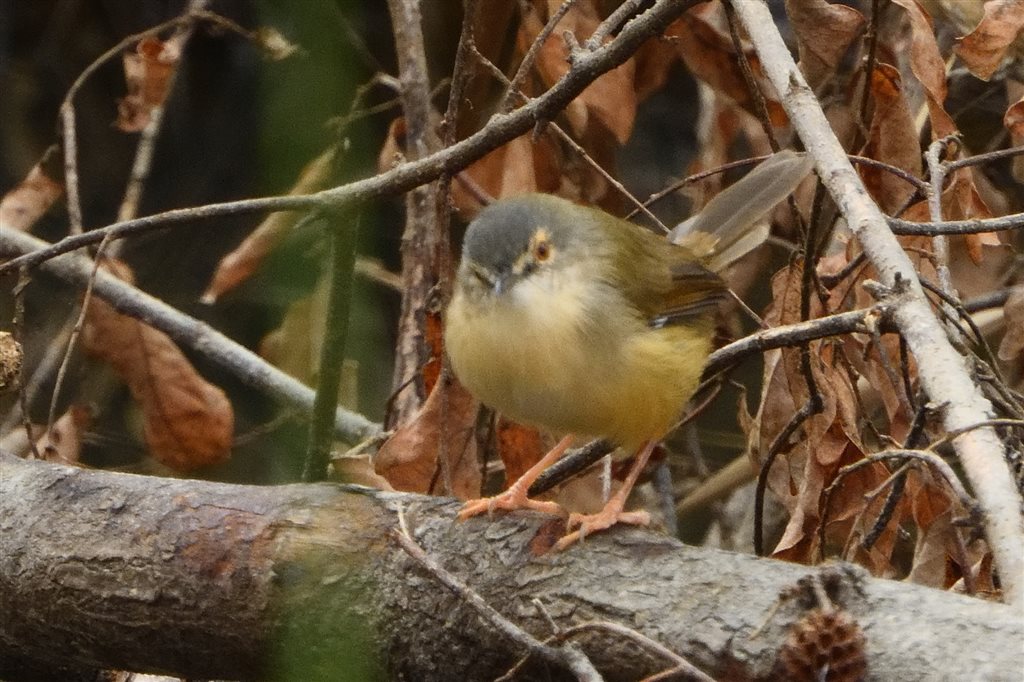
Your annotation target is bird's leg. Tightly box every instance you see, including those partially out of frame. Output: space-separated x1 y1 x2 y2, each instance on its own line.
553 440 656 551
458 434 574 519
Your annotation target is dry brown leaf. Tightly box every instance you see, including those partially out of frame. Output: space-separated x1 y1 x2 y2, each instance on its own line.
752 264 889 561
495 418 548 486
520 1 637 143
907 485 955 587
631 32 683 101
259 276 328 386
859 63 923 214
452 135 538 217
374 375 481 499
998 285 1024 362
949 169 998 264
331 452 395 490
117 36 180 132
0 160 63 233
889 0 958 138
82 260 233 471
202 148 336 303
669 9 788 128
34 405 91 465
785 0 866 88
1004 88 1024 181
954 0 1024 80
899 168 996 264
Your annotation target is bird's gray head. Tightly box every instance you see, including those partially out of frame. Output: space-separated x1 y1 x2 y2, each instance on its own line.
459 194 583 297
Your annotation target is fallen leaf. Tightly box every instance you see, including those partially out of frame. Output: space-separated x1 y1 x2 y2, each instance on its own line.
117 36 180 132
1003 89 1024 181
669 8 788 128
997 285 1024 362
495 418 548 486
889 0 958 138
374 374 481 499
0 152 63 233
82 260 234 471
520 0 638 143
34 405 92 465
859 63 923 214
331 452 395 490
785 0 866 88
203 148 336 303
954 0 1024 81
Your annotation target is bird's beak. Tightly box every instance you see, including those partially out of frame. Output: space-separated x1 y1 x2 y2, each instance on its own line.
468 262 510 296
492 272 511 296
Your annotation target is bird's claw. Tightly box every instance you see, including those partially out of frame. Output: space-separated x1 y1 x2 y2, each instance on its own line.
457 487 564 520
552 508 651 551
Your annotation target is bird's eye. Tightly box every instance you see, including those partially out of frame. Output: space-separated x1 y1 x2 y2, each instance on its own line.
533 240 551 262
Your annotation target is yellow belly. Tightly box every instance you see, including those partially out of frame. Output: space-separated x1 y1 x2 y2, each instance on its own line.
445 285 712 449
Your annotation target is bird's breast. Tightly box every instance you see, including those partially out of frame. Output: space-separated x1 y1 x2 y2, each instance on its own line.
445 272 711 447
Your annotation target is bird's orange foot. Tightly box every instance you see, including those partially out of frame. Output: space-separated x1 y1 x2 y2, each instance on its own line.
458 486 564 521
552 507 651 551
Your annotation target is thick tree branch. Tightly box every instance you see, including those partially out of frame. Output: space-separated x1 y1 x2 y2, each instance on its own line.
1 455 1020 681
731 0 1024 609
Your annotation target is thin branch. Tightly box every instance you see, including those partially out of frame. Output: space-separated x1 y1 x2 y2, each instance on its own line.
705 308 880 379
12 269 41 460
924 136 959 320
858 0 882 135
755 400 814 556
504 0 578 111
0 229 381 444
722 0 780 152
887 211 1024 235
731 0 1024 608
1 0 705 277
945 144 1024 171
553 622 713 682
302 216 359 482
587 0 647 49
393 517 602 682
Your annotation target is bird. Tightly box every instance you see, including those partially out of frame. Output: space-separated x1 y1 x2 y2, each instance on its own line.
444 192 727 548
444 152 811 550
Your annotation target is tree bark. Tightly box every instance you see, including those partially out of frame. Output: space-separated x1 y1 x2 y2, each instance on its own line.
1 454 1020 681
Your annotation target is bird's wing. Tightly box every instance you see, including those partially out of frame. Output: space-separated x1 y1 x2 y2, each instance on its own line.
613 225 727 329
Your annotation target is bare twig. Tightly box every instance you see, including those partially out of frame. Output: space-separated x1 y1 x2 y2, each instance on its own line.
1 0 706 277
117 0 212 228
393 518 602 682
302 215 359 482
755 400 815 556
857 0 882 134
553 622 714 682
0 229 381 444
722 0 779 152
504 1 577 111
12 269 41 460
385 0 446 429
731 0 1024 607
887 211 1024 235
924 136 960 321
945 144 1024 171
587 0 647 49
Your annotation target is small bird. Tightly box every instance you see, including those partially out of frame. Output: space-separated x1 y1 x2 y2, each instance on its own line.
445 153 811 550
444 192 725 549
